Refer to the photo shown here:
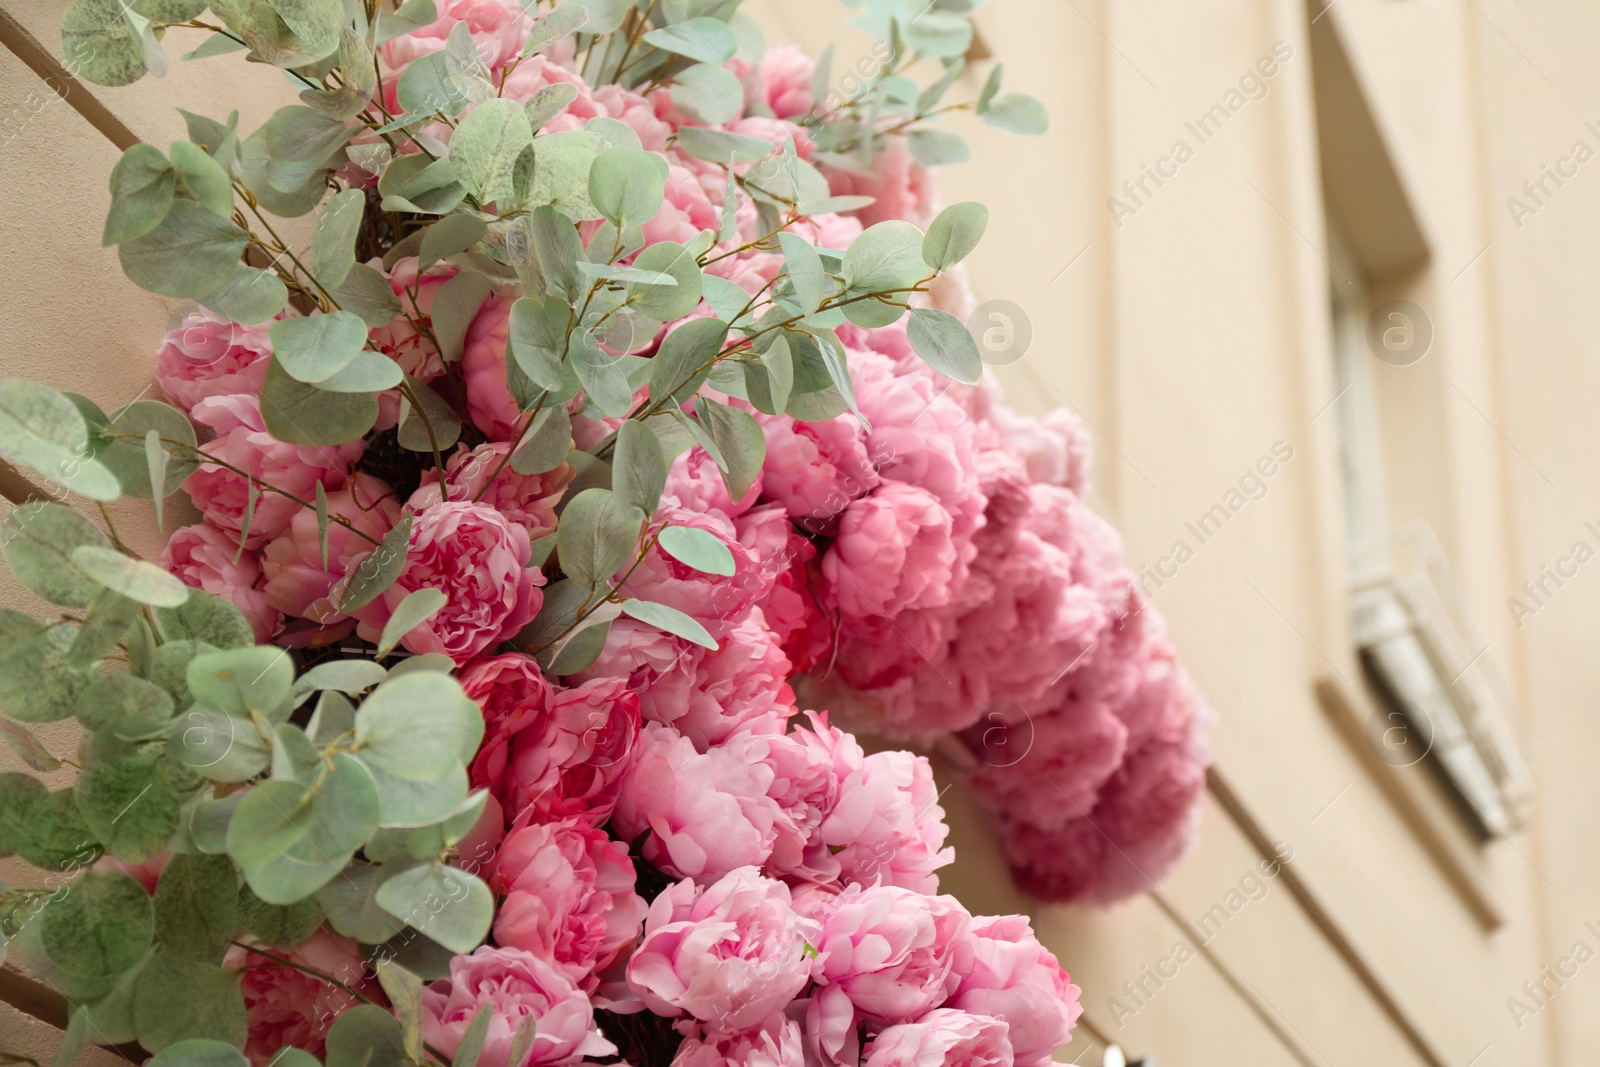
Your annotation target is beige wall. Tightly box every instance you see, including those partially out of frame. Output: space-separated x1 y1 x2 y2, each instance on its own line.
3 0 1598 1064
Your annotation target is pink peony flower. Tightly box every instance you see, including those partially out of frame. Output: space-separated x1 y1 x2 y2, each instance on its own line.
611 722 782 883
822 483 958 622
459 289 521 441
823 137 936 226
422 945 616 1067
818 749 952 893
753 713 857 883
161 522 280 642
261 473 401 625
350 500 542 663
184 394 363 548
965 699 1129 830
626 868 817 1032
986 402 1093 498
758 413 879 531
225 932 382 1067
811 884 971 1025
464 654 641 828
734 505 834 673
758 44 816 119
863 1009 1014 1067
156 311 273 413
576 608 792 750
383 0 533 73
949 915 1082 1065
664 443 761 518
674 1011 804 1067
491 817 647 989
410 441 574 541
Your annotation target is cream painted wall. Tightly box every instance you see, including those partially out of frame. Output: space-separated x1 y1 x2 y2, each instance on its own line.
1 0 1596 1064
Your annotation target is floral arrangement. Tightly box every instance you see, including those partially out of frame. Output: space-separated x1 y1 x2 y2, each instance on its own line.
0 0 1209 1062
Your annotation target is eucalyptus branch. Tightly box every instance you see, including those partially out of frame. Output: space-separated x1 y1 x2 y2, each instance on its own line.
396 380 451 497
527 524 663 653
114 435 385 547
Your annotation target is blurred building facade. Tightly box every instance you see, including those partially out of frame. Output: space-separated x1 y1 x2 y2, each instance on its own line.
2 0 1598 1063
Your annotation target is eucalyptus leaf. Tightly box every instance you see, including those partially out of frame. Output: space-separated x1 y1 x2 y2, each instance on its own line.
132 950 248 1051
62 0 148 88
74 754 182 862
260 356 380 445
696 397 764 500
923 200 989 272
528 130 608 220
452 98 534 205
843 220 928 291
589 145 667 227
326 1004 409 1067
557 488 642 590
0 380 121 500
338 512 412 613
621 597 717 649
309 188 365 288
628 241 703 321
40 871 152 985
154 590 255 649
103 144 175 245
509 404 572 475
270 312 371 384
171 140 234 218
101 398 199 499
0 623 90 723
199 265 289 327
119 201 250 299
613 420 666 517
237 884 324 944
377 588 448 657
153 853 238 963
355 671 481 782
670 62 744 124
333 262 404 328
649 317 729 406
374 862 493 954
981 91 1049 135
397 377 463 453
907 128 970 166
643 17 736 63
907 306 982 383
187 645 293 719
68 546 188 607
778 233 827 314
1 501 111 609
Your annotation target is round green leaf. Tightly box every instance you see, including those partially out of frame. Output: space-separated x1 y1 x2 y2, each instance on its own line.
155 590 255 650
589 145 666 227
118 200 251 300
0 380 121 501
62 0 148 87
557 487 643 591
99 399 199 499
237 883 324 944
0 624 92 723
670 62 744 125
355 672 480 782
642 17 736 63
628 241 703 321
133 950 248 1052
74 754 182 862
153 853 239 963
452 98 534 206
981 91 1050 135
78 673 175 735
148 1041 249 1067
656 523 736 576
906 306 982 384
260 356 381 445
199 264 290 326
40 871 153 983
316 349 406 393
843 220 929 292
374 862 492 954
269 312 372 384
326 1004 409 1067
103 144 176 246
922 202 989 272
70 546 189 608
226 779 315 871
1 501 111 608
